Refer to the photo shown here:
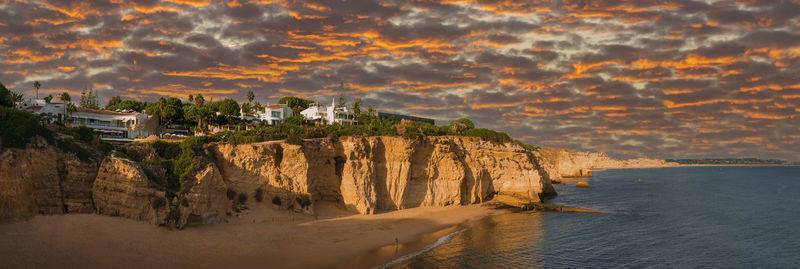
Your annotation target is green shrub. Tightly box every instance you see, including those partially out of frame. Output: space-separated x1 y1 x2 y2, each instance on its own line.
0 107 54 148
465 128 513 144
56 139 90 162
113 149 130 159
148 140 181 159
97 141 114 154
74 124 96 143
285 132 303 145
513 140 540 152
284 115 303 125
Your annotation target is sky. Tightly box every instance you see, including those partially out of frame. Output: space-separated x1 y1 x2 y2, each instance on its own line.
1 0 799 161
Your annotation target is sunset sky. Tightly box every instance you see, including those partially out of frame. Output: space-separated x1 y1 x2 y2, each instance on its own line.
1 0 799 160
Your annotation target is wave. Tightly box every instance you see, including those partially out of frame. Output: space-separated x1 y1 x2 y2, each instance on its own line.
373 228 468 269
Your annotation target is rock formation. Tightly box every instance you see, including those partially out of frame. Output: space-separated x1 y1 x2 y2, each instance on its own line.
538 147 677 178
8 135 681 227
92 157 171 226
207 136 557 215
0 138 99 221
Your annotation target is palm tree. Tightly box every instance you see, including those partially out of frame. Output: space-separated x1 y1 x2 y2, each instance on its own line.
59 92 71 103
188 94 194 103
247 90 255 104
9 92 23 107
66 103 77 121
195 94 205 107
33 81 41 99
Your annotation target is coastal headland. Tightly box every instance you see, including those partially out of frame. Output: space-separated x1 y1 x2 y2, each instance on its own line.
1 135 674 268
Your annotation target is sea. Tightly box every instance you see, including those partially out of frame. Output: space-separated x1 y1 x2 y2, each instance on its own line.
388 166 800 268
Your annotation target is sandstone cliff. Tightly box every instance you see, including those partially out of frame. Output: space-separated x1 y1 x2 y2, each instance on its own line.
3 136 560 225
538 147 677 178
0 138 99 221
207 136 557 215
91 157 232 228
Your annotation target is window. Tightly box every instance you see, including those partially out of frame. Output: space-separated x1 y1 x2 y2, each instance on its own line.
271 111 281 118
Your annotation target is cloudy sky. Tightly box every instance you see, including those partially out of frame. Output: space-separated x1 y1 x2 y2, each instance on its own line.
1 0 799 160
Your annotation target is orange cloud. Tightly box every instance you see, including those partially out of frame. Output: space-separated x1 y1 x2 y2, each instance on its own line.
57 66 76 72
563 61 619 79
163 64 299 82
163 0 212 7
4 49 63 64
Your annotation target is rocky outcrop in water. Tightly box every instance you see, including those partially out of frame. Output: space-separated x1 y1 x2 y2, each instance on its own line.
538 147 677 178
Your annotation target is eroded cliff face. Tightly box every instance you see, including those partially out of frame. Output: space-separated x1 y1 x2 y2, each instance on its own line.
0 138 98 221
2 136 558 225
92 157 171 225
91 157 232 228
208 136 557 215
538 147 677 177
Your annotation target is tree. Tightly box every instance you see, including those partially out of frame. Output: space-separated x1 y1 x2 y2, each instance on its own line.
450 118 475 129
247 90 255 104
66 102 77 114
59 92 71 103
9 91 23 107
79 88 99 109
44 94 53 103
218 98 240 120
184 104 213 131
449 118 475 135
188 94 194 103
336 93 346 109
241 102 252 115
278 96 313 114
33 81 41 99
253 101 264 113
106 96 122 109
145 97 183 126
106 99 145 112
367 105 375 116
0 82 12 107
351 97 361 116
194 94 205 107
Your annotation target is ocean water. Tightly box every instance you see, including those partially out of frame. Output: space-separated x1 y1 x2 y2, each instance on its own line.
391 167 800 268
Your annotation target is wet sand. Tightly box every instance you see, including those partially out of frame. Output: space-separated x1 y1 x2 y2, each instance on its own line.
0 202 500 269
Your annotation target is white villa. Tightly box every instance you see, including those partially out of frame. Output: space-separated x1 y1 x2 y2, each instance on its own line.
69 107 160 140
16 99 67 123
16 98 159 141
300 99 357 125
255 103 293 125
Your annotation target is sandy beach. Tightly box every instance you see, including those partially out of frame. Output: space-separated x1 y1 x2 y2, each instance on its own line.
0 202 502 269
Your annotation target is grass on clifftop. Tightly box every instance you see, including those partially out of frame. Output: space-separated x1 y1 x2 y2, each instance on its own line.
211 115 540 151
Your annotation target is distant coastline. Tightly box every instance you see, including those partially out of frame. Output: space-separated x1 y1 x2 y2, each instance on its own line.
665 158 799 166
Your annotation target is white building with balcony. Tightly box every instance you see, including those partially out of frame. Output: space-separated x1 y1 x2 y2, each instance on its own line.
16 98 67 123
255 104 293 125
69 107 159 141
300 99 357 125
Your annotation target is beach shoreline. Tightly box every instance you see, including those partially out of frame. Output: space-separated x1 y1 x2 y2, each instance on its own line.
0 202 505 269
